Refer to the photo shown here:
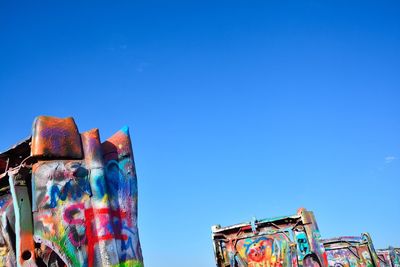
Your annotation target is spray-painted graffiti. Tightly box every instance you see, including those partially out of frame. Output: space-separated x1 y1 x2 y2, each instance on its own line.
212 209 328 267
323 235 379 267
296 232 311 256
0 116 143 267
0 194 16 266
377 247 400 267
326 247 372 267
1 116 398 267
234 233 292 267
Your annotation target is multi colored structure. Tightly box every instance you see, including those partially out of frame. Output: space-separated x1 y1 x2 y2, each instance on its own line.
211 208 328 267
377 247 400 267
0 116 143 267
212 210 399 267
322 234 380 267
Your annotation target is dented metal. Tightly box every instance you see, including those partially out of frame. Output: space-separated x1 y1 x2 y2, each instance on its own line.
322 233 380 267
377 247 400 267
211 208 328 267
211 211 399 267
0 116 143 267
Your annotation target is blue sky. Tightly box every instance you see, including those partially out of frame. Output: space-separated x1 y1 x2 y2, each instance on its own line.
1 1 399 266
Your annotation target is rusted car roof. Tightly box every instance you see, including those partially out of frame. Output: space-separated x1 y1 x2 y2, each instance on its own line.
0 137 31 177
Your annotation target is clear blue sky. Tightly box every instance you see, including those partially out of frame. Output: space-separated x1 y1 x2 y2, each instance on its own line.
1 1 399 266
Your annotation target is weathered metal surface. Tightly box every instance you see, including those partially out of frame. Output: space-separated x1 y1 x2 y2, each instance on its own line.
0 194 16 266
101 126 143 265
377 247 400 267
0 116 143 267
9 172 36 267
322 233 380 267
31 116 83 159
212 208 328 267
0 138 31 178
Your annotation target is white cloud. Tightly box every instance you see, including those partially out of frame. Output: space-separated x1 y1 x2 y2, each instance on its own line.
384 156 397 164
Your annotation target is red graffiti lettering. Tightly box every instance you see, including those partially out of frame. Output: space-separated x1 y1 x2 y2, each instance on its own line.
85 208 129 267
60 203 132 267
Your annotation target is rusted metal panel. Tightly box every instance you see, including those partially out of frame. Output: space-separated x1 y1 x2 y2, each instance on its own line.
212 208 327 267
0 116 144 267
81 128 120 266
377 247 400 267
32 159 92 266
0 138 30 176
101 126 143 265
298 208 328 266
322 233 381 267
31 116 83 159
0 194 16 266
9 172 36 267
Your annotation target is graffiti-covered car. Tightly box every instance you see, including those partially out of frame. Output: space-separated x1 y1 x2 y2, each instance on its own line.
322 233 380 267
211 208 328 267
377 247 400 267
0 116 143 267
